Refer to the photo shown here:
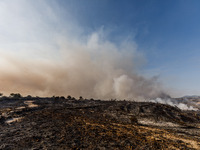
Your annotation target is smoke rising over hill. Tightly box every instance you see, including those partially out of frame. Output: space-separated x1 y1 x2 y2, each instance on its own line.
0 1 168 100
0 1 199 111
0 31 164 100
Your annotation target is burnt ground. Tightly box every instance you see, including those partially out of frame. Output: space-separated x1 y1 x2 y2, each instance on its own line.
0 97 200 149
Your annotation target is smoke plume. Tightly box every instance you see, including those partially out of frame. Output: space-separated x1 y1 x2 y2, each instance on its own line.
150 98 198 110
0 31 164 99
0 1 198 111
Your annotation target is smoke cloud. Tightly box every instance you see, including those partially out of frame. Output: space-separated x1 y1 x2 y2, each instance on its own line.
0 1 198 111
0 0 168 100
150 98 198 110
0 31 164 99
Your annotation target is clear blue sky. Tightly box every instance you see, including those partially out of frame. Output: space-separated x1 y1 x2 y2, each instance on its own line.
0 0 200 97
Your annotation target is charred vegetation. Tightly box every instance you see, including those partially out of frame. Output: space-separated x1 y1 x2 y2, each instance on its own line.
0 95 199 149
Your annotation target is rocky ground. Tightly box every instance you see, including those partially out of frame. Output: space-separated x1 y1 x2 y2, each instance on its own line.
0 96 200 149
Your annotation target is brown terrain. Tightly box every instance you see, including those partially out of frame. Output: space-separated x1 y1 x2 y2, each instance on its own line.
0 95 200 149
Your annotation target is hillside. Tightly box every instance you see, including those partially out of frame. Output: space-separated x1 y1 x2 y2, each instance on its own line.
0 96 200 149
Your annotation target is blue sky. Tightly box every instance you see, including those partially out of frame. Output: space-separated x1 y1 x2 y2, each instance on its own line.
0 0 200 97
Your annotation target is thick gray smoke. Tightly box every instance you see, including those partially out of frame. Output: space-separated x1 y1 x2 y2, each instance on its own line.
0 32 165 99
0 0 166 100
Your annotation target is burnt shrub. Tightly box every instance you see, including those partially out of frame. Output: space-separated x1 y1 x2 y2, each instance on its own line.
67 95 72 100
10 93 22 99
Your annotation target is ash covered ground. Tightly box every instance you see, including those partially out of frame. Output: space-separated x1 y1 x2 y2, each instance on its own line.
0 96 200 149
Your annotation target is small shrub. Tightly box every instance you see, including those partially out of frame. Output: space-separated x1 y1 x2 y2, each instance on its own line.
60 96 65 99
10 93 22 99
27 95 32 98
67 95 72 100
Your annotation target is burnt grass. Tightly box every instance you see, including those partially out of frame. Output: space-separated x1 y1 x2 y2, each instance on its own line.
0 97 200 149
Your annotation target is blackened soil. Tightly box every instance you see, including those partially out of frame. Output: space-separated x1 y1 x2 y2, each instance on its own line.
0 97 200 149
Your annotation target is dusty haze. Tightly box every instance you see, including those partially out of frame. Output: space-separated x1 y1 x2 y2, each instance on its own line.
0 32 165 100
0 1 167 100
